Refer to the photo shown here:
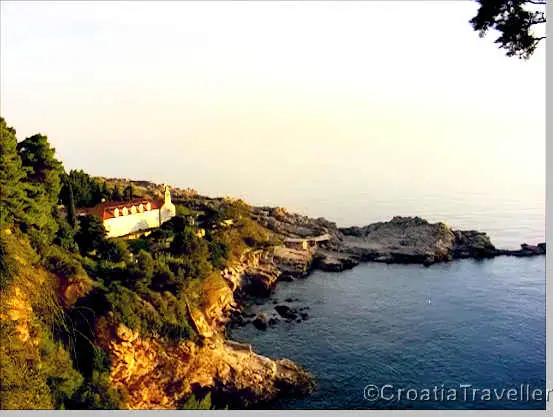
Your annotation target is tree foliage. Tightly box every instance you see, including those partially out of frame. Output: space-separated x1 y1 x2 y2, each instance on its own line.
1 127 65 248
75 215 107 255
111 184 122 202
65 182 77 229
17 134 63 205
60 170 104 208
0 118 27 229
122 184 134 201
470 0 547 59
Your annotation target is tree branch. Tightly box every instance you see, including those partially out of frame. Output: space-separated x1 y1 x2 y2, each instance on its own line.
526 1 547 5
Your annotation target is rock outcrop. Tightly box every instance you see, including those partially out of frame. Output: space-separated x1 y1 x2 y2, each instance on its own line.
254 210 545 268
96 317 314 409
313 249 360 272
496 242 546 257
271 246 314 279
339 216 497 265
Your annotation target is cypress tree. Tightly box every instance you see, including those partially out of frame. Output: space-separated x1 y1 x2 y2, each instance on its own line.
123 184 134 201
91 181 103 205
66 183 77 229
100 181 110 201
112 184 122 202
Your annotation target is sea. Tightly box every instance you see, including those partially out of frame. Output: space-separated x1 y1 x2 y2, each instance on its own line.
229 189 547 410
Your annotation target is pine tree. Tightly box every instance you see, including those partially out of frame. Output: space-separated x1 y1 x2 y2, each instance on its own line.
17 134 63 206
0 118 27 229
16 133 64 248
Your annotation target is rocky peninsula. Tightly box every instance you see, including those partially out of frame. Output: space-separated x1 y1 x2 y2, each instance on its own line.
252 207 546 272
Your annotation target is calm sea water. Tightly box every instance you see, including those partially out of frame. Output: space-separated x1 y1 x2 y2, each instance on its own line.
230 199 546 410
290 188 546 250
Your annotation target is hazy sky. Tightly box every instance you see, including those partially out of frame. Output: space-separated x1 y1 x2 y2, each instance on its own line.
0 1 545 224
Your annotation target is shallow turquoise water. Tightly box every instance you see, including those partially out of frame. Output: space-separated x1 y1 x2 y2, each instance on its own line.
230 256 546 409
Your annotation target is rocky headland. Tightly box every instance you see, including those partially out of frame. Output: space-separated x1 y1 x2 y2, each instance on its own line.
252 207 545 272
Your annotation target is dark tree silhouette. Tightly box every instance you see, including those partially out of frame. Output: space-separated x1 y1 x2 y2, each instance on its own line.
112 184 123 202
122 184 134 201
470 0 546 59
66 182 77 229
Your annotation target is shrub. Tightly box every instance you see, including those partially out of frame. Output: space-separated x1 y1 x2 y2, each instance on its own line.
54 217 79 253
150 260 178 293
43 245 83 279
0 234 17 289
97 239 130 263
181 392 214 410
208 239 229 269
127 238 150 254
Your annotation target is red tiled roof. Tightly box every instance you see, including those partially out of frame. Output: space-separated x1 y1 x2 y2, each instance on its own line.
77 199 163 220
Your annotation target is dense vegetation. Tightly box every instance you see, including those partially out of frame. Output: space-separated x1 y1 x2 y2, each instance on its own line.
0 117 277 409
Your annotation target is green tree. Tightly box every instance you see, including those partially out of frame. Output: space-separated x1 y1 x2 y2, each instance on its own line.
0 118 27 229
91 181 103 206
75 215 107 255
16 133 64 248
122 184 134 201
208 239 229 269
54 216 79 253
64 170 95 207
66 182 77 229
128 250 155 291
17 133 63 205
169 228 212 280
97 239 130 263
470 0 546 59
112 185 122 202
100 182 111 201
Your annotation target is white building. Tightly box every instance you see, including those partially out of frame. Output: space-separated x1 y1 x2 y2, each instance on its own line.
78 185 176 238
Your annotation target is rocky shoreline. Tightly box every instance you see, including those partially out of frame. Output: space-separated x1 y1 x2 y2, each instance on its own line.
253 209 546 271
227 209 545 335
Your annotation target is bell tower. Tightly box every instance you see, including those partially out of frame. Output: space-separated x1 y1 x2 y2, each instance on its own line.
164 184 172 205
159 184 176 225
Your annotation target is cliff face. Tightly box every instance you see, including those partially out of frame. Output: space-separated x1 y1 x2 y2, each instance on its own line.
96 247 315 410
96 317 313 409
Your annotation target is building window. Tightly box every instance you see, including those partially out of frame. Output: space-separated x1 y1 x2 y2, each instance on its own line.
139 204 144 213
146 202 151 211
114 208 120 217
122 207 129 216
131 205 137 214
